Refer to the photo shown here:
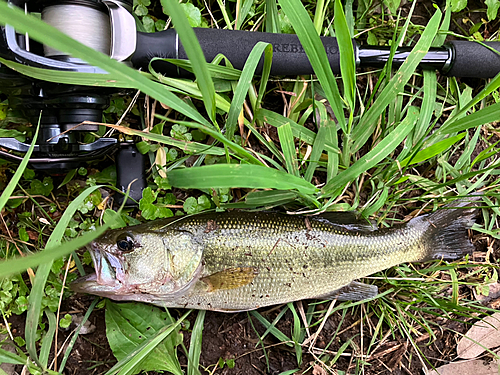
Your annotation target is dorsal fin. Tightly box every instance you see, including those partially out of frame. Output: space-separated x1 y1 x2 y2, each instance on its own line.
314 212 376 232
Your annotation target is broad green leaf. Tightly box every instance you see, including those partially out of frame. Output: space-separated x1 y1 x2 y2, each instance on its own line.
450 0 467 12
105 301 183 375
486 0 500 20
383 0 401 14
168 164 318 195
180 3 202 27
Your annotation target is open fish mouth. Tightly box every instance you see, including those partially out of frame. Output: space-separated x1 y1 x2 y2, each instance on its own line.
71 243 122 296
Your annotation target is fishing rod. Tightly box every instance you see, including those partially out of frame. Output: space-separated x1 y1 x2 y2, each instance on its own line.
2 0 500 77
0 0 499 202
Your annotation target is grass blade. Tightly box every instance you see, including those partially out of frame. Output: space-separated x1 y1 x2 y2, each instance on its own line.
23 185 108 368
155 117 265 165
0 57 132 87
287 303 303 366
99 122 226 156
334 0 356 111
400 133 466 167
168 164 318 195
256 109 338 153
187 310 205 375
304 102 328 182
159 0 216 124
227 42 272 140
277 0 346 132
351 9 442 152
39 309 56 367
322 106 419 196
265 0 280 33
58 298 99 372
278 122 300 177
0 122 39 213
0 348 26 365
236 0 254 30
439 102 500 134
249 311 292 345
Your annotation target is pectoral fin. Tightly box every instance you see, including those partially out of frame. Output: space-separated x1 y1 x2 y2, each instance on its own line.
317 281 378 301
201 267 258 292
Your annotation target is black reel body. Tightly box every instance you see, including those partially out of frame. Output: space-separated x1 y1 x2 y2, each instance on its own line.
0 0 145 203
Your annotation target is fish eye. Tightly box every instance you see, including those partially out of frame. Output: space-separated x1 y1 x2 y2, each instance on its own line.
116 233 135 252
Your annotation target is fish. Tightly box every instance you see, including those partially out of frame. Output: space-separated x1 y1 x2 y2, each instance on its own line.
72 198 478 312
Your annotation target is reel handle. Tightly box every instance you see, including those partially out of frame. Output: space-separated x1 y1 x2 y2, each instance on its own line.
131 28 343 76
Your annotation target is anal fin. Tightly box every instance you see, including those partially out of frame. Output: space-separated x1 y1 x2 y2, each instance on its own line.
316 281 378 301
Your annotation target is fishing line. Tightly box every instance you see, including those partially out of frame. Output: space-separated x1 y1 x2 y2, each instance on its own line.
41 3 111 58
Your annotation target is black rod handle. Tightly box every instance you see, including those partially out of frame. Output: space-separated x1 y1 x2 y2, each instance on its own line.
132 28 342 76
131 28 500 79
445 40 500 78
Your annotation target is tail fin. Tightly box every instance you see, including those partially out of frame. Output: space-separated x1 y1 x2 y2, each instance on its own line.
417 196 480 261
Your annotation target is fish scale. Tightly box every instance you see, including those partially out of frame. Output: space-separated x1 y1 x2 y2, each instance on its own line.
72 199 478 312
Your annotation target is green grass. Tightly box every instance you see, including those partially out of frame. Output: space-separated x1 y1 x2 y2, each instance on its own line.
0 0 500 373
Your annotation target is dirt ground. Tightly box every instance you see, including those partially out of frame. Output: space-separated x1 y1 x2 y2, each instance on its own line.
6 283 491 375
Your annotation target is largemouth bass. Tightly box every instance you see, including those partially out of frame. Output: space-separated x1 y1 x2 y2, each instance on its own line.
72 199 478 312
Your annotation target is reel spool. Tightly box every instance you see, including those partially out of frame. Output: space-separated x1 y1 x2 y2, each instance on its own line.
39 0 135 62
41 0 112 60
